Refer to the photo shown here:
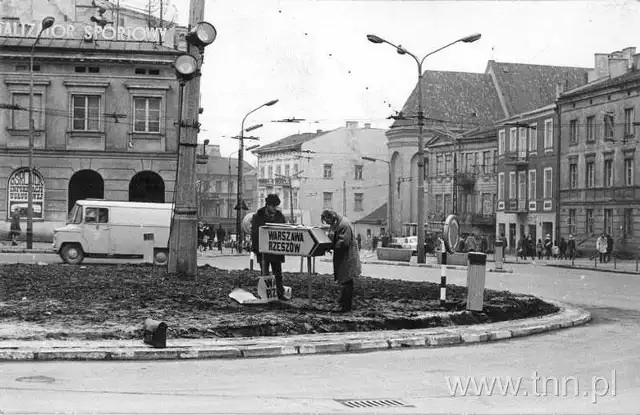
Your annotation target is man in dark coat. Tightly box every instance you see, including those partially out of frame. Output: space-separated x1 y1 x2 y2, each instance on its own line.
10 208 21 246
567 234 576 260
381 232 390 248
543 234 553 260
606 234 614 263
251 194 287 300
321 209 361 313
215 224 225 252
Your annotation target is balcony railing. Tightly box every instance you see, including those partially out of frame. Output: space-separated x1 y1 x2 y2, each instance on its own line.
258 178 273 186
561 186 640 202
455 172 476 188
503 151 529 167
504 198 528 213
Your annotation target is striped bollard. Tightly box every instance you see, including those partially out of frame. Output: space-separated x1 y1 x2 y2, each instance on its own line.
440 251 447 307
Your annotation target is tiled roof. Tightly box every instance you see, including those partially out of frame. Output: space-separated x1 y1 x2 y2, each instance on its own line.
559 69 640 99
354 203 387 224
391 71 505 129
197 156 254 176
487 61 589 115
0 36 180 54
252 130 328 154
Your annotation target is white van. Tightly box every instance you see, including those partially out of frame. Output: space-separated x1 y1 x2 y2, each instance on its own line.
53 200 173 265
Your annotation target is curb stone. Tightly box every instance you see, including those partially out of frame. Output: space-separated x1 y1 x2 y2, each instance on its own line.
0 299 591 361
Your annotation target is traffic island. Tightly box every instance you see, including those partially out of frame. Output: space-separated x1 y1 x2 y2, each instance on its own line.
0 263 560 341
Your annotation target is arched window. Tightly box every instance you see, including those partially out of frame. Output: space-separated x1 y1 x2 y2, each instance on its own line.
7 168 45 220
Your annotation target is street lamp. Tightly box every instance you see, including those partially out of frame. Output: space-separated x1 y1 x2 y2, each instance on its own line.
367 32 481 263
26 16 55 249
236 99 278 253
228 144 260 221
361 156 393 236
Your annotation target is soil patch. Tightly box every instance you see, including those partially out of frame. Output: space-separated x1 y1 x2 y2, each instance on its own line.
0 263 558 340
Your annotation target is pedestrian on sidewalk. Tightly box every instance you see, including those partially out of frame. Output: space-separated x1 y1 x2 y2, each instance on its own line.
356 233 362 251
567 235 576 260
517 237 525 260
216 224 225 252
372 234 379 252
251 194 288 301
559 237 567 260
606 234 614 263
536 238 543 260
9 208 21 246
552 240 560 259
543 234 553 260
321 209 361 313
596 233 608 264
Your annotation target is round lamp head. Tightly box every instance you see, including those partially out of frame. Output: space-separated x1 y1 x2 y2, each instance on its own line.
41 16 55 30
188 21 217 46
174 54 198 77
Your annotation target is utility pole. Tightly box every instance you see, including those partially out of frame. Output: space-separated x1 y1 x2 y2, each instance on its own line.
275 171 304 224
167 0 205 279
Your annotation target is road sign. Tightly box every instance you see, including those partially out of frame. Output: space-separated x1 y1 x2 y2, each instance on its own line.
258 224 331 257
443 214 460 254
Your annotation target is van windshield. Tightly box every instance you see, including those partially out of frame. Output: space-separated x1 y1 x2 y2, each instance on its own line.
68 204 83 224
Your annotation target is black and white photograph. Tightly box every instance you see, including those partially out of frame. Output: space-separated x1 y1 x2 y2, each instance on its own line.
0 0 638 413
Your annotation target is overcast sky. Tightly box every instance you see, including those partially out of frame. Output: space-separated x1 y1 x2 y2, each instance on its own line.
128 0 639 164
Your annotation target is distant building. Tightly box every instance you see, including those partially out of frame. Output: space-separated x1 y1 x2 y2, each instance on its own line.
558 47 640 255
252 121 389 227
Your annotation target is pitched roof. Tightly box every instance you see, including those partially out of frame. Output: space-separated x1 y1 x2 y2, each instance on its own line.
487 61 589 115
252 130 328 154
391 71 505 129
354 203 387 225
559 69 640 99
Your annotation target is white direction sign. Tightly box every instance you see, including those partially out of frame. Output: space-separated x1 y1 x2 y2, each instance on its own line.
258 224 330 257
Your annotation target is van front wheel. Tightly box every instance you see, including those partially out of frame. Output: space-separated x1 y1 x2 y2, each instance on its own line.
60 244 85 265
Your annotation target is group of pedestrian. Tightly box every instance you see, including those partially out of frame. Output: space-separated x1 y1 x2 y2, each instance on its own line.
356 231 392 252
595 233 614 263
517 233 577 260
251 193 361 313
197 223 226 252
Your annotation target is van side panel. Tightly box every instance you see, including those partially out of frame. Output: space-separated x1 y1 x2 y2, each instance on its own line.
108 205 172 256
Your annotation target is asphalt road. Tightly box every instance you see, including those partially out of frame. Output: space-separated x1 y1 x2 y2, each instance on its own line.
0 253 639 413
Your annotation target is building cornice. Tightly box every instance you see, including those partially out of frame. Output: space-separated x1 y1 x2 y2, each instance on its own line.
0 148 178 160
63 80 110 88
0 53 177 65
496 103 557 124
4 78 51 86
124 82 171 90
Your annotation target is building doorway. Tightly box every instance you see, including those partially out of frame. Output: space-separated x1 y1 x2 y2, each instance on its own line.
542 221 553 240
508 223 516 252
129 171 165 203
68 170 104 211
528 224 536 243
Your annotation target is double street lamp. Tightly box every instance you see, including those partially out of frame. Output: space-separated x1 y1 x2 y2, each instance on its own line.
236 100 278 252
366 32 481 263
26 16 55 249
361 156 393 236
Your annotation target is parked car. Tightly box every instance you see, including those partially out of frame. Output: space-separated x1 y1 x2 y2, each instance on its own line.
389 236 418 254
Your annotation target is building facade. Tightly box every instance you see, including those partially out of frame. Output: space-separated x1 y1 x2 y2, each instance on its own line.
558 47 640 255
252 121 389 228
1 4 185 241
195 144 257 236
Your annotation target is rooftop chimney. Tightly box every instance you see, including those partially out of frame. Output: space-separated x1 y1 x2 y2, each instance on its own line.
609 58 628 79
594 53 609 79
346 121 358 129
364 123 371 129
555 82 565 99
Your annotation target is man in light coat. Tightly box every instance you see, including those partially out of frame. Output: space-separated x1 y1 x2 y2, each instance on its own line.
596 233 608 264
321 209 361 313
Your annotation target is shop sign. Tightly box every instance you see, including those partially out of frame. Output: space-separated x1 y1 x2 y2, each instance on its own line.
8 169 44 219
0 21 168 42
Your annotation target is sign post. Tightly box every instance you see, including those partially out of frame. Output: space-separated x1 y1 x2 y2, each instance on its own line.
258 224 332 307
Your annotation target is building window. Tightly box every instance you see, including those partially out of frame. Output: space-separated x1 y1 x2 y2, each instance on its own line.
354 193 364 211
586 116 595 142
435 194 443 212
493 150 498 172
445 154 453 174
528 170 536 200
498 173 505 200
260 167 265 179
133 97 161 133
604 159 613 188
72 95 100 131
604 113 614 141
322 192 332 208
464 153 473 173
543 167 552 199
293 164 299 174
7 168 45 220
268 166 273 179
283 188 289 209
604 209 613 235
625 158 634 186
569 163 577 189
482 151 490 174
11 93 43 130
292 190 298 209
444 194 452 213
624 108 635 141
482 193 493 214
509 172 516 199
276 165 282 177
509 128 517 153
323 164 333 179
569 208 577 235
498 129 506 155
354 165 363 180
624 208 633 236
215 180 222 193
586 209 594 234
284 164 290 177
544 119 553 149
569 119 578 145
529 123 537 152
436 155 444 175
518 127 527 155
586 162 595 188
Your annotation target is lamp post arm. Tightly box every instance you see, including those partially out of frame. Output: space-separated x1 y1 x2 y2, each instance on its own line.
419 39 462 66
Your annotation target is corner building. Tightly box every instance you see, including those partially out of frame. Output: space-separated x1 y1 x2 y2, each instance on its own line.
0 36 182 241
